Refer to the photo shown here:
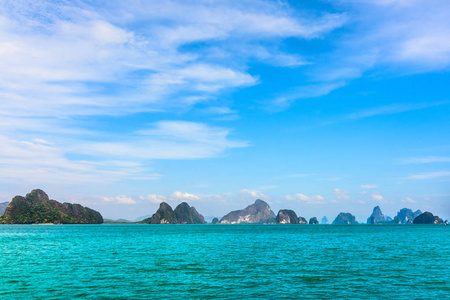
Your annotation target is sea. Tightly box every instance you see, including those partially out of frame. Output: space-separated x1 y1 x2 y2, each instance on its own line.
1 224 448 299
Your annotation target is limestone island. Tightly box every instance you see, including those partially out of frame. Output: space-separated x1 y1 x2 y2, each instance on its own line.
0 189 103 224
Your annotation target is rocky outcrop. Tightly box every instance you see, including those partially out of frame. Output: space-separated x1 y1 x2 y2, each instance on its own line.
332 212 358 225
413 212 444 224
394 208 422 224
211 218 219 224
367 206 385 224
385 216 393 222
0 189 103 224
276 209 299 224
174 202 206 224
220 199 276 224
309 217 319 224
142 202 177 224
321 216 328 224
0 201 9 215
298 217 307 224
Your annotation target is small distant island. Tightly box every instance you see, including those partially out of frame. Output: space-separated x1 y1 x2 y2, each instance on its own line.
0 189 103 224
1 190 448 226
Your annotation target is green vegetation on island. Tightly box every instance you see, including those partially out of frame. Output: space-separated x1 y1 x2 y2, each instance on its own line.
140 202 206 224
332 212 358 225
0 189 103 224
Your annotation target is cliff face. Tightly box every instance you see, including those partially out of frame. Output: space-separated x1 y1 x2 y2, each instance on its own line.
220 199 276 224
367 206 385 224
332 212 358 225
276 209 299 224
142 202 177 224
174 202 206 224
394 208 422 224
0 189 103 224
413 212 444 224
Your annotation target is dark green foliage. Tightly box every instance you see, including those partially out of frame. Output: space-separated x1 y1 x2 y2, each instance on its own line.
332 212 358 225
309 217 319 224
174 202 206 224
141 202 177 224
0 189 103 224
413 212 443 224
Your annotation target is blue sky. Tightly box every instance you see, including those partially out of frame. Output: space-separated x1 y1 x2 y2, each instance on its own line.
1 0 449 221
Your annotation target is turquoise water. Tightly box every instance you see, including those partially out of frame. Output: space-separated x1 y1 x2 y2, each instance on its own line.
1 225 449 299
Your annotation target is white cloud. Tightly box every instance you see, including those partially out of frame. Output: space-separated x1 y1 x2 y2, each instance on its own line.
399 156 450 164
333 189 350 200
169 191 201 202
371 192 384 201
285 193 325 204
345 102 447 121
361 184 377 189
103 195 137 205
240 189 267 199
406 171 450 180
402 197 417 204
140 194 166 204
75 121 247 160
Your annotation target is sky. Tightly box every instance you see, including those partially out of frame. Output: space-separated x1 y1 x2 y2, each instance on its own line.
1 0 449 222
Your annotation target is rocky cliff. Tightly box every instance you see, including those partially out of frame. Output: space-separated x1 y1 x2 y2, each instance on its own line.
413 212 444 224
142 202 177 224
276 209 299 224
394 208 422 224
220 199 276 224
0 189 103 224
321 216 328 224
174 202 207 224
332 212 358 225
367 206 385 224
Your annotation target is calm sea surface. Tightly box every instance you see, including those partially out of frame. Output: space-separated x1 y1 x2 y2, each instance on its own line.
0 224 449 299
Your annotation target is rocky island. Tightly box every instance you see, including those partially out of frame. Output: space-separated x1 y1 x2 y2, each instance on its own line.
220 199 276 224
174 202 207 224
393 208 422 224
413 212 444 224
141 202 206 224
276 209 299 224
332 212 358 225
367 206 386 224
0 189 103 224
309 217 319 224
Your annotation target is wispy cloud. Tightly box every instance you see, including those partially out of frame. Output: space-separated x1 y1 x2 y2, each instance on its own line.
399 156 450 164
402 197 417 204
344 102 448 120
285 193 325 204
333 188 350 200
371 192 384 201
169 191 201 202
103 195 137 205
361 184 377 189
406 171 450 180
